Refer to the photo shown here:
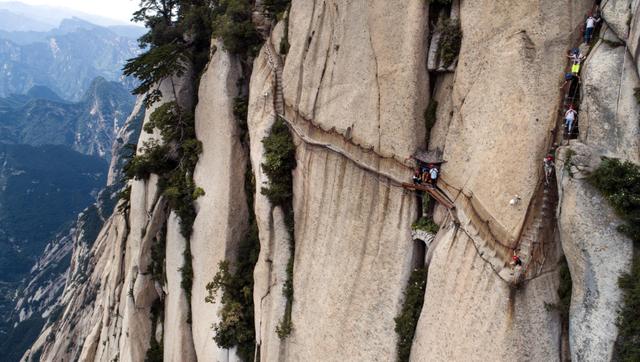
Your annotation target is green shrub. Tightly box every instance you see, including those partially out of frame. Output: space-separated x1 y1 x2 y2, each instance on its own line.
233 96 249 124
589 158 640 361
275 318 293 339
261 117 296 207
150 225 167 283
438 20 462 68
544 256 572 318
211 0 262 57
263 0 291 18
424 100 437 146
588 158 640 241
180 247 194 304
123 140 174 181
145 300 164 362
412 217 440 234
261 117 297 339
205 168 260 361
564 148 576 177
117 185 132 214
279 10 290 55
421 194 433 216
613 252 640 361
206 259 257 361
395 268 427 362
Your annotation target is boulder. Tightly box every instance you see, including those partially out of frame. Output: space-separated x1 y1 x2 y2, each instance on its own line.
555 144 634 361
580 26 640 163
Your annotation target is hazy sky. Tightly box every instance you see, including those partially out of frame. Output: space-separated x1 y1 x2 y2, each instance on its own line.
2 0 139 24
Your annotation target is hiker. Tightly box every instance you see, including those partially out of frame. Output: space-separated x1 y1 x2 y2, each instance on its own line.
560 72 580 90
429 165 439 185
571 62 580 76
571 60 581 75
412 169 422 185
584 14 600 43
564 105 578 135
544 154 555 168
420 164 430 183
544 154 555 185
567 48 585 63
512 254 523 267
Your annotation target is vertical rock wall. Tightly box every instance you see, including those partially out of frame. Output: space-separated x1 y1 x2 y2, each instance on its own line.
21 75 193 362
249 0 427 360
412 0 592 360
163 212 197 362
580 27 640 163
248 36 291 361
557 5 639 359
556 145 634 361
189 42 248 362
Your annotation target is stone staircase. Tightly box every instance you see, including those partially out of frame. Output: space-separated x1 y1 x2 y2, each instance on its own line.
264 40 285 116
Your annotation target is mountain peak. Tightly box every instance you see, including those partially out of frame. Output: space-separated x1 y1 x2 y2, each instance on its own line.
26 85 62 102
56 17 102 34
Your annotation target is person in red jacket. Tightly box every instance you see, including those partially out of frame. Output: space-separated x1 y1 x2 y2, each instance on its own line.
511 251 523 267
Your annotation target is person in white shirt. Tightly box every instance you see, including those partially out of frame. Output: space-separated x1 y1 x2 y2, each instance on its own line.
567 48 585 63
584 15 600 43
565 106 578 134
429 166 439 185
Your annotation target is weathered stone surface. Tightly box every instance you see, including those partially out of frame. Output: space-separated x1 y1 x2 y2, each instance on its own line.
555 144 634 362
250 2 426 359
601 0 632 41
412 0 594 360
626 0 640 71
282 0 429 160
440 0 592 238
163 212 197 362
107 95 145 186
428 73 454 152
22 75 193 361
580 26 640 163
280 143 417 361
247 38 290 361
411 226 563 361
189 41 248 362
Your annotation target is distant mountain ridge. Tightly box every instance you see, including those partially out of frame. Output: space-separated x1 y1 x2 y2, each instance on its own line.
0 1 138 29
0 4 143 361
0 143 107 345
0 17 142 100
0 9 52 32
0 78 135 161
0 93 144 362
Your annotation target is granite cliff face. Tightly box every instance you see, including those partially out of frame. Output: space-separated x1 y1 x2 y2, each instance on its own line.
23 0 640 361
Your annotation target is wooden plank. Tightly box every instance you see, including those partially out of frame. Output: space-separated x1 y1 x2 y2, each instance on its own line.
403 183 455 210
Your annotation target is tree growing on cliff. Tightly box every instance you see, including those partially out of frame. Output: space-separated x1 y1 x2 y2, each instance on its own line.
124 0 214 106
589 158 640 361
